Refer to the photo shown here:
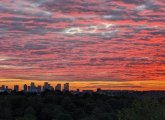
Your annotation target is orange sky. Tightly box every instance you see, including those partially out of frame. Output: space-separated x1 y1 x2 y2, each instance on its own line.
0 79 165 91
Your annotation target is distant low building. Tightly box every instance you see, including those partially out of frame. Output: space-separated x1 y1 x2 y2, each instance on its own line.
82 90 94 94
0 89 5 93
0 85 15 93
6 89 12 93
71 89 80 95
96 90 131 96
0 85 5 92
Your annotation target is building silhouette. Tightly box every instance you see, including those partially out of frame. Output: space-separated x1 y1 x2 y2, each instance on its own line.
0 85 6 92
37 85 42 93
24 84 28 92
2 85 5 90
28 82 38 92
82 90 93 94
43 82 49 91
0 82 72 93
63 83 69 92
14 85 19 92
55 84 61 91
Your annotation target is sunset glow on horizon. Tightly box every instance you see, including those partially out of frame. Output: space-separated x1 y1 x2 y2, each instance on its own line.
0 0 165 90
0 79 165 91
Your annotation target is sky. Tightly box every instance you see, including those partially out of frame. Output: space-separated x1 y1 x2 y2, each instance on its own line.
0 0 165 90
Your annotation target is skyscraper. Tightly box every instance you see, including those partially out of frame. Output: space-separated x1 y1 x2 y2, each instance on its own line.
14 85 19 92
31 82 35 88
37 85 42 93
63 83 69 92
55 84 61 91
27 82 36 92
28 86 31 92
24 84 28 92
43 82 51 91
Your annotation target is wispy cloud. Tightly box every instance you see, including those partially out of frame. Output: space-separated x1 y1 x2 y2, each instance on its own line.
0 65 34 69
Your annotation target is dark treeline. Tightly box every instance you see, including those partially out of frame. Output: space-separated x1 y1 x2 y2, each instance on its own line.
0 91 165 120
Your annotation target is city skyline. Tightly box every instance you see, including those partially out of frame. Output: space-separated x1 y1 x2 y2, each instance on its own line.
0 82 70 92
0 80 165 91
1 81 164 94
0 0 165 90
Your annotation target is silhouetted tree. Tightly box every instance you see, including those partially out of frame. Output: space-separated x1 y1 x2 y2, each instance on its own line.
118 98 165 120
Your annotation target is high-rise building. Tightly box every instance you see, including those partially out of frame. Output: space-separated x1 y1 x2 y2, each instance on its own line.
31 82 35 88
37 85 42 93
29 82 38 92
55 84 61 91
63 83 69 92
28 86 31 92
14 85 19 92
43 82 51 91
24 84 28 92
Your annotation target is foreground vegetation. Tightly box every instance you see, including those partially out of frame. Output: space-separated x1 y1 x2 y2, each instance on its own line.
0 91 164 120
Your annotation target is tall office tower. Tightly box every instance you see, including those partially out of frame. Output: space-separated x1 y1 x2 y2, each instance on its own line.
31 82 35 88
31 82 35 91
24 84 28 92
30 82 37 92
55 84 61 91
63 83 69 92
14 85 19 92
43 82 51 91
28 86 31 92
37 85 42 93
